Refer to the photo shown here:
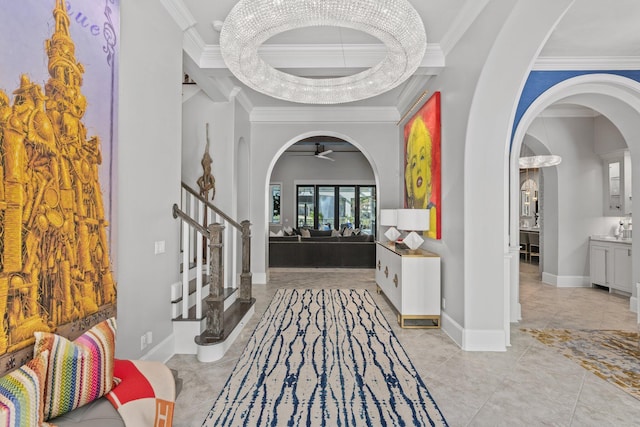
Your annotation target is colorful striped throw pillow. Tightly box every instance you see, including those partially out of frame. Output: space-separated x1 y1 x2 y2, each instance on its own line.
34 317 117 420
0 350 49 427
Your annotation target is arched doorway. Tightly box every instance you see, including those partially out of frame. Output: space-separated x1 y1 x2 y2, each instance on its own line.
509 74 640 324
263 132 381 274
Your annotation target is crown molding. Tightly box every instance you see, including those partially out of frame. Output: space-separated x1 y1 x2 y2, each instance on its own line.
396 75 431 120
197 43 444 72
439 0 490 56
533 56 640 71
160 0 196 31
250 106 399 123
183 28 207 67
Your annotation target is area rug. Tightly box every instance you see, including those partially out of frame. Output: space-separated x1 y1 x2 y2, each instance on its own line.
525 328 640 400
203 289 448 426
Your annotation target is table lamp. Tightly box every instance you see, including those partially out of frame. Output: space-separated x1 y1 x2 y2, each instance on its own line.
397 209 430 251
379 209 400 242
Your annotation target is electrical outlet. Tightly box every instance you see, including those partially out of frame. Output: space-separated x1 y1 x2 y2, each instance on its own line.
146 331 153 345
442 298 446 309
140 334 147 350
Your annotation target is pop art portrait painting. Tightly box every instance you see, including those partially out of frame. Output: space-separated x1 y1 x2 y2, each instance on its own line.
403 91 441 240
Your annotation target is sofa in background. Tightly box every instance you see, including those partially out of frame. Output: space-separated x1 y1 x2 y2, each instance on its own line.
269 229 375 268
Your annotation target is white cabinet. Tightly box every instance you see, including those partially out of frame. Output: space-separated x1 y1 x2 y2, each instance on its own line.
602 150 632 216
375 242 441 328
612 245 632 292
589 243 608 286
589 238 632 293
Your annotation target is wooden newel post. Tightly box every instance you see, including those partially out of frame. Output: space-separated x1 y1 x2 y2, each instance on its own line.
201 222 224 341
239 220 252 302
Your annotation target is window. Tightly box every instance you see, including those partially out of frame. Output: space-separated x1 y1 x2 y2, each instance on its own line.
296 185 376 235
269 183 281 224
358 186 375 235
318 186 335 230
338 187 355 231
297 186 315 228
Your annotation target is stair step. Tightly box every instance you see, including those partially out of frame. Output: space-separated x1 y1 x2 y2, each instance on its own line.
173 287 237 321
179 261 198 274
171 274 210 303
195 298 256 346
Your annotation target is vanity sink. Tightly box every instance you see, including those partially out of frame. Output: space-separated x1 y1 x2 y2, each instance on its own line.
590 235 632 243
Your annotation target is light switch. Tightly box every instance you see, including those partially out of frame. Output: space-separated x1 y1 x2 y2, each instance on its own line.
154 240 166 254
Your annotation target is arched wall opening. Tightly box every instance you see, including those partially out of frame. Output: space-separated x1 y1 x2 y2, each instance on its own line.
509 73 640 323
263 131 381 275
518 133 559 277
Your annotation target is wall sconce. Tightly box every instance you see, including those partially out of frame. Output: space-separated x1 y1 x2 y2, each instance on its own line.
379 209 400 242
397 209 430 251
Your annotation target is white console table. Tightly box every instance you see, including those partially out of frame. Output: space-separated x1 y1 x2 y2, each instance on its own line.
375 242 441 328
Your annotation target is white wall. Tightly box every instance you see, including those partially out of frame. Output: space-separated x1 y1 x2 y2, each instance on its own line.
117 0 182 360
182 92 235 213
529 117 609 280
234 100 251 222
462 0 573 349
270 151 375 231
523 115 629 284
413 0 519 346
594 115 628 155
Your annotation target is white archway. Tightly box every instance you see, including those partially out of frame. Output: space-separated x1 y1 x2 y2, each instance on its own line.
509 74 640 323
263 131 382 275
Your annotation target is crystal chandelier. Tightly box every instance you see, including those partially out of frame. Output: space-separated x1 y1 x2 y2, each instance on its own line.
518 155 562 168
220 0 426 104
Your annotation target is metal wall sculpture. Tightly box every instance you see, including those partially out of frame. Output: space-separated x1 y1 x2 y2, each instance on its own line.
197 123 216 201
0 0 118 373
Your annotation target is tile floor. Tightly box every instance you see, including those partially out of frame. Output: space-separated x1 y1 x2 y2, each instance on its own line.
167 263 640 426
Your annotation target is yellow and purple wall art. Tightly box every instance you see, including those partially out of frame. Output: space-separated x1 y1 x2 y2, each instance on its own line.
403 92 441 239
0 0 119 373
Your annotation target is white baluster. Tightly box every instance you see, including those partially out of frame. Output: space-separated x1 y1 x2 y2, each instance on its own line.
182 220 190 319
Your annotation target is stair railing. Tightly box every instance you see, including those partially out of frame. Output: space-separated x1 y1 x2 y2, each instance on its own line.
172 183 252 339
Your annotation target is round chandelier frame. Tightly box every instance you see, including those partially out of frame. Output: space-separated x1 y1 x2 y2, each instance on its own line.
220 0 427 104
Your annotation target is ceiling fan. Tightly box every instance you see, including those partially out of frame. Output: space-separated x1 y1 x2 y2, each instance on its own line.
314 143 334 161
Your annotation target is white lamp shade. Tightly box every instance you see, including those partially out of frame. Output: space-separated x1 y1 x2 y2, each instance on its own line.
397 209 430 231
379 209 398 226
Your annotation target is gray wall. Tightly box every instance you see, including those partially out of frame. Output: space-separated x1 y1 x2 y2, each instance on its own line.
527 116 627 283
117 0 182 359
181 92 235 213
270 151 375 232
414 0 520 339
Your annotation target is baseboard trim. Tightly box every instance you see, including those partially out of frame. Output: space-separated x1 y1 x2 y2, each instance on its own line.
253 272 267 284
542 272 590 288
141 334 175 363
197 304 255 362
173 319 206 354
441 311 463 349
463 329 507 352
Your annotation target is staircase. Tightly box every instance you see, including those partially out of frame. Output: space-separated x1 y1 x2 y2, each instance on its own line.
172 183 255 362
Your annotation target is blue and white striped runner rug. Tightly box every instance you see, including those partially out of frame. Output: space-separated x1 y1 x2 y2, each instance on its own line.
203 289 448 426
